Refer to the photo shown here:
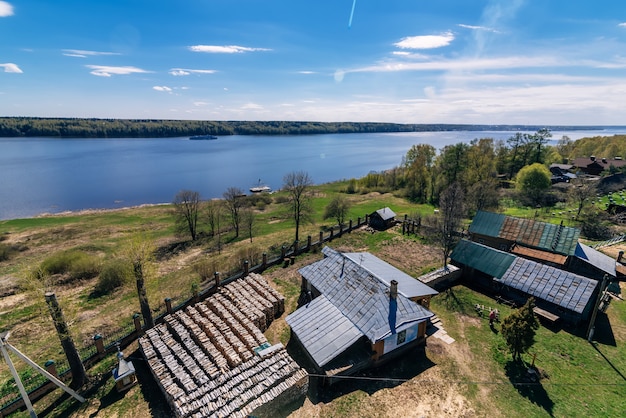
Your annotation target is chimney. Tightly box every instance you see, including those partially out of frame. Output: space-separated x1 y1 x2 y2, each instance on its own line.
390 280 398 299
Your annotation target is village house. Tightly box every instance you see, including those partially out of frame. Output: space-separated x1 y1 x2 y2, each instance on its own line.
286 247 435 383
572 156 626 176
468 210 617 281
451 239 600 325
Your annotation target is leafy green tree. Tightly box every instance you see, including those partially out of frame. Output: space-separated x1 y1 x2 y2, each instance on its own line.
324 195 352 227
516 163 551 205
403 144 435 203
501 298 540 361
464 138 496 186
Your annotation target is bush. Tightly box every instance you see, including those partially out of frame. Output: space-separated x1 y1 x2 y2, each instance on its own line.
94 260 129 295
0 243 11 262
38 250 101 281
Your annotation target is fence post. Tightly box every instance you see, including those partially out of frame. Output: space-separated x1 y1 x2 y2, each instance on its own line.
307 235 312 250
243 260 249 276
330 227 334 239
349 219 353 231
133 313 142 333
45 360 58 378
357 217 361 226
281 245 286 259
93 334 105 355
214 271 221 288
294 240 299 255
165 298 173 314
262 253 267 267
319 231 324 245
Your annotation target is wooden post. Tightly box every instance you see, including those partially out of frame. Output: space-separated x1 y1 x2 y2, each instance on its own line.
281 245 286 259
45 360 58 378
307 235 312 250
93 334 105 354
165 298 173 314
243 260 249 276
262 253 267 267
319 231 324 245
330 227 334 239
133 313 142 333
349 219 353 231
214 271 220 287
357 217 361 226
294 240 299 255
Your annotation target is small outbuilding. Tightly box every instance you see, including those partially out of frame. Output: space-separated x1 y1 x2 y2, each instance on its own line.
369 207 397 230
112 348 137 393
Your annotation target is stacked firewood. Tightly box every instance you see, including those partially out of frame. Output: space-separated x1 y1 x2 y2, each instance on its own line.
138 274 308 418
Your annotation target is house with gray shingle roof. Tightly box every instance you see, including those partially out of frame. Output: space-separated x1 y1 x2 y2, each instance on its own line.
286 247 434 380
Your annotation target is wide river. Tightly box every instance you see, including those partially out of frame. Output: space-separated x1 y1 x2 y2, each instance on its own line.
0 129 624 220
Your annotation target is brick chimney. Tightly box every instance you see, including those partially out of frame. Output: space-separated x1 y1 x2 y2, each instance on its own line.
390 280 398 299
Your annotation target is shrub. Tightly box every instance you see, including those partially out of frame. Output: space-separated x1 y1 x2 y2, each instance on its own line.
94 260 130 295
0 243 11 262
38 250 101 281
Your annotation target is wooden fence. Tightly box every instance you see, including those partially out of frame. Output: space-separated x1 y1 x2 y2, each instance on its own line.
0 214 372 416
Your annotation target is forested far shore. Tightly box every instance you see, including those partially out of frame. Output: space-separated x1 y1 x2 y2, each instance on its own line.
0 116 612 138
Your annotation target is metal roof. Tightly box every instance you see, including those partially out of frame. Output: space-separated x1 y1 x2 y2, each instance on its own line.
495 258 597 314
450 239 516 278
574 243 616 277
373 207 396 221
343 252 438 298
285 295 363 367
298 247 433 343
469 210 580 256
511 244 568 266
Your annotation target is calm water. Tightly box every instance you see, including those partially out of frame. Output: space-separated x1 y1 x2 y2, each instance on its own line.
0 129 623 220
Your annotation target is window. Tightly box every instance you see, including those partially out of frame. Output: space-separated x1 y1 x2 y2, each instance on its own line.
397 330 406 345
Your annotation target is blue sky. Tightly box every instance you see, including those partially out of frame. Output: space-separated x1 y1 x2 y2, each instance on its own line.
1 0 626 125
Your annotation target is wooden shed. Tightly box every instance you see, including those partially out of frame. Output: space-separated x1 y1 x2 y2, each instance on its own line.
369 207 397 230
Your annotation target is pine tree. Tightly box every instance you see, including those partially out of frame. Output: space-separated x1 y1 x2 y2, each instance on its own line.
501 298 540 361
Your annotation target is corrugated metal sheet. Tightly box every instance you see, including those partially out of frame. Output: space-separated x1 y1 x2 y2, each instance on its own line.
300 247 433 343
495 258 597 314
343 252 438 298
511 245 568 266
468 211 505 237
469 210 579 256
285 295 363 367
574 243 616 277
450 240 516 278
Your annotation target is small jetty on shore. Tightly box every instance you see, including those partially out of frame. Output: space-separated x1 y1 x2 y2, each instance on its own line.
250 179 271 193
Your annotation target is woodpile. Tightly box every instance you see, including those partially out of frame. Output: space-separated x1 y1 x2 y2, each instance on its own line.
139 274 308 418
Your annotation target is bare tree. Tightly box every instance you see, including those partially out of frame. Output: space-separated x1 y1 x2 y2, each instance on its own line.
223 187 245 238
569 178 596 219
126 235 155 328
241 207 256 243
206 199 221 237
283 171 314 242
45 292 87 389
172 190 201 241
438 182 465 267
323 194 352 227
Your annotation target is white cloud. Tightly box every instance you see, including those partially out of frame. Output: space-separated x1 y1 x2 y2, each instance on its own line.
394 32 455 50
86 65 150 77
0 63 22 73
153 86 172 92
193 101 208 106
241 102 263 110
619 23 626 28
298 71 315 74
169 68 216 76
458 24 500 33
188 45 271 53
63 49 120 58
0 1 13 17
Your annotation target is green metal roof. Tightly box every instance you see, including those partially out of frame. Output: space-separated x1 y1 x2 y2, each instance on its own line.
468 211 505 237
469 210 580 256
450 240 516 278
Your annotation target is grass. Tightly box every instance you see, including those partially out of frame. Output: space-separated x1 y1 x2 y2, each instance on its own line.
431 285 626 418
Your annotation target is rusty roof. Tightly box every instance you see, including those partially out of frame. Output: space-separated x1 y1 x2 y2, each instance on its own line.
469 210 580 256
511 244 568 266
